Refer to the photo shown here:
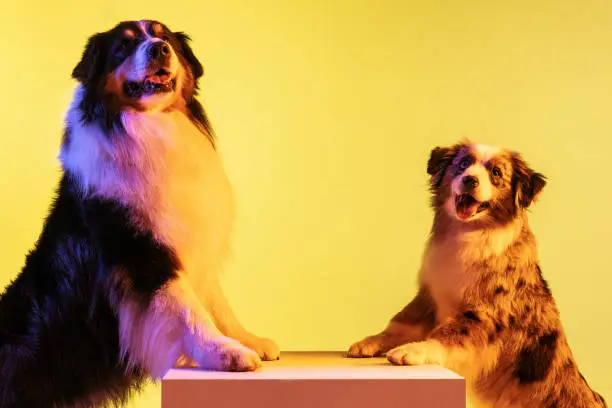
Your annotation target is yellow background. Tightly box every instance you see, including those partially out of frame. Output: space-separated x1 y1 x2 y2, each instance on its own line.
1 1 610 406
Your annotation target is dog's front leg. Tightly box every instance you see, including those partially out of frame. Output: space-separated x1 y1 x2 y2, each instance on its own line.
348 286 437 358
192 277 280 361
118 274 261 378
387 307 501 377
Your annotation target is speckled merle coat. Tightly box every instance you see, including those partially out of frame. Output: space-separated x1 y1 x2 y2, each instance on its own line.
348 141 606 408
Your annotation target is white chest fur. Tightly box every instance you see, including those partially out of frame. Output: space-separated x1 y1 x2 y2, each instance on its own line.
419 239 476 323
419 224 523 323
61 93 234 276
126 111 235 275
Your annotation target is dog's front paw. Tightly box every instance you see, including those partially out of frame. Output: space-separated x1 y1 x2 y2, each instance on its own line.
174 354 198 368
347 334 389 358
386 341 445 366
242 336 280 361
202 337 262 371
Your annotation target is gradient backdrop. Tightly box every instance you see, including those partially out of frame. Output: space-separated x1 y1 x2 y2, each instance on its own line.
1 1 610 406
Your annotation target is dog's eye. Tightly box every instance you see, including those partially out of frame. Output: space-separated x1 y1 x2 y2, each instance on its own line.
491 167 502 177
459 158 471 170
118 38 132 51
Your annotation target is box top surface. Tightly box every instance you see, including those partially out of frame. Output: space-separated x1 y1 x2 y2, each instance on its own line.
163 351 463 381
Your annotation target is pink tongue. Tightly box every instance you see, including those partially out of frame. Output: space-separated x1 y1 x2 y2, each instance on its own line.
456 196 479 220
146 75 170 84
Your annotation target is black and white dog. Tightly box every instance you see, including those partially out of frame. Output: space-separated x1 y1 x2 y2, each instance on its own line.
0 20 279 408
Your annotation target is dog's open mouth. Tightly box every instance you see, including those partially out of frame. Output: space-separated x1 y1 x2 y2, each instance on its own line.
123 69 176 98
455 193 490 220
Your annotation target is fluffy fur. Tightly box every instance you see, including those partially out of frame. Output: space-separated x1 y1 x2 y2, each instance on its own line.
0 20 278 408
348 141 606 408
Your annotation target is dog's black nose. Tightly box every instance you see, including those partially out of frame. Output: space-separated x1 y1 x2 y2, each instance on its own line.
462 175 479 189
147 42 171 60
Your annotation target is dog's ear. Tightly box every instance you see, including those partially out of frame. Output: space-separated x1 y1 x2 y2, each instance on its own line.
427 145 458 189
174 32 204 81
512 154 547 209
72 32 107 86
427 146 453 175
